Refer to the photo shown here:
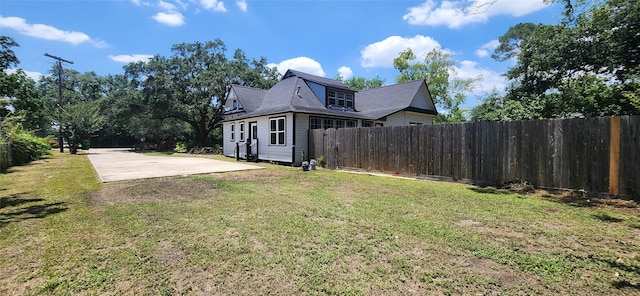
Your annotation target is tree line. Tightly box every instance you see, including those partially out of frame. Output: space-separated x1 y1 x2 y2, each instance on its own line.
1 0 638 159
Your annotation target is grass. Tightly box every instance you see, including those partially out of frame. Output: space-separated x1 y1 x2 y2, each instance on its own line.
1 152 639 295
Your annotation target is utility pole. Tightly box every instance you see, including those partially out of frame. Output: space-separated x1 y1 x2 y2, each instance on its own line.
44 53 73 153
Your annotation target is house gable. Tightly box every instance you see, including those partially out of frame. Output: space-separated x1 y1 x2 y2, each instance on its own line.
409 83 437 111
355 79 437 120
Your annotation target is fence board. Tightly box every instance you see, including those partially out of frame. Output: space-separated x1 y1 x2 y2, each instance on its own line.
619 116 640 196
308 116 638 197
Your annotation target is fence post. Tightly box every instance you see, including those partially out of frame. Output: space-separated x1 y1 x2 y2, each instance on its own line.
609 116 621 196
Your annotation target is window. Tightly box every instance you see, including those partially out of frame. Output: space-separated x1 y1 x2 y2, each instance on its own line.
239 122 245 141
230 123 235 141
310 117 322 129
270 117 286 145
251 123 258 140
346 93 354 108
327 90 336 106
326 88 355 110
409 122 423 126
323 119 334 129
336 92 345 107
310 117 356 129
362 121 373 127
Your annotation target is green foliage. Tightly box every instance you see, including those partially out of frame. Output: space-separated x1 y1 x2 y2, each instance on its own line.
125 39 280 147
393 47 477 123
473 0 640 120
173 142 187 153
0 35 19 71
5 121 51 166
57 102 104 154
336 75 385 91
6 69 52 136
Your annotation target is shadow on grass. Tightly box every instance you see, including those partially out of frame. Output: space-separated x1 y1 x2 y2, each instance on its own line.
0 193 68 228
593 212 625 223
607 258 640 291
469 187 513 195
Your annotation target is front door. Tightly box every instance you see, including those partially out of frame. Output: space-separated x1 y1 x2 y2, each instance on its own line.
248 122 258 156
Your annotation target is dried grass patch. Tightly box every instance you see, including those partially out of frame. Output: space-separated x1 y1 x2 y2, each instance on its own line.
90 177 219 205
214 170 289 181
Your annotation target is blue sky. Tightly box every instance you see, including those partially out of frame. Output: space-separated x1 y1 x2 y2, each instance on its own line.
1 0 563 108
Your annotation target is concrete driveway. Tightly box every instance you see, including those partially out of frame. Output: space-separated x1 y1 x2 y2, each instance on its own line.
86 148 263 182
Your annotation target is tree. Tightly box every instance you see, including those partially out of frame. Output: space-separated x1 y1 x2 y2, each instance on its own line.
125 39 279 147
0 36 19 71
58 101 103 154
393 47 477 123
37 66 107 153
335 75 385 91
8 70 52 136
473 0 640 120
0 36 22 117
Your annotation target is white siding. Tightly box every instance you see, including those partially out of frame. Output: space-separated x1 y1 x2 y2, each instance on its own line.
385 111 434 126
294 113 310 165
223 121 236 157
410 84 437 111
223 113 296 163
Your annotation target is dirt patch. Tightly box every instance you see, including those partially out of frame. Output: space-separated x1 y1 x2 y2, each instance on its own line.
90 178 219 205
461 257 544 290
214 170 289 181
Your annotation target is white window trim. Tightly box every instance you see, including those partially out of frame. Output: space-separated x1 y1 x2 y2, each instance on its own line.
269 117 286 146
239 121 245 141
230 123 235 142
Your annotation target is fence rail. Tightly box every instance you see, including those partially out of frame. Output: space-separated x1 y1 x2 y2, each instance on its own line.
309 116 640 197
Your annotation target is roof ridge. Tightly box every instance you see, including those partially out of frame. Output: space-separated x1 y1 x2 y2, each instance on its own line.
359 79 424 92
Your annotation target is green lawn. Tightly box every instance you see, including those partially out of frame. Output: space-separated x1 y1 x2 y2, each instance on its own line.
1 152 639 295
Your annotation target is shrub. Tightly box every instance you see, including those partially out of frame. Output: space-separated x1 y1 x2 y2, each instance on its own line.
7 124 51 166
174 142 187 153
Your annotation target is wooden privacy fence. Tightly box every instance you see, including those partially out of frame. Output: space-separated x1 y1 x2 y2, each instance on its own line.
309 116 640 197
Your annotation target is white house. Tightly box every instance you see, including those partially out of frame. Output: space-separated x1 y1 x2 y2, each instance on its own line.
222 69 438 165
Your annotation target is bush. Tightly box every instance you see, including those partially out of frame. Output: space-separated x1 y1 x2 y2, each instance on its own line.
7 124 51 166
174 142 187 153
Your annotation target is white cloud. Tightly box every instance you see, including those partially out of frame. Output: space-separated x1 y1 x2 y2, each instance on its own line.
337 66 353 80
152 12 185 26
130 0 151 6
5 68 43 81
268 57 325 77
360 35 441 68
108 54 154 63
0 16 108 48
475 39 500 58
158 0 178 11
236 0 247 12
403 0 551 29
454 60 506 94
201 0 227 12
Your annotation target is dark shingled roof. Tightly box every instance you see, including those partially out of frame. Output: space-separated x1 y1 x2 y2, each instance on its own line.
224 70 437 121
356 79 437 119
284 69 350 90
229 85 267 113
